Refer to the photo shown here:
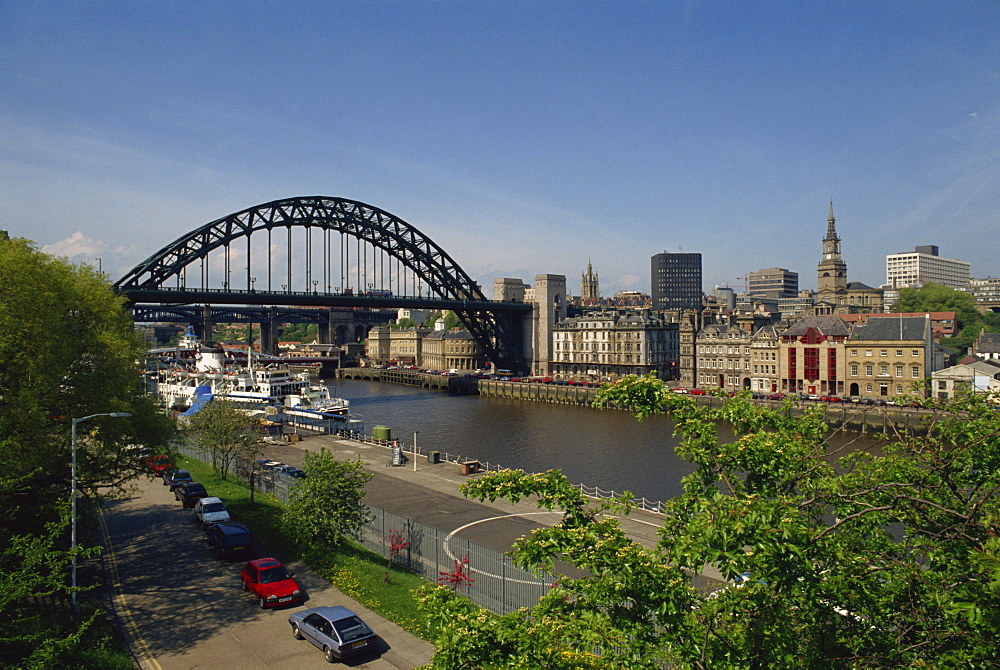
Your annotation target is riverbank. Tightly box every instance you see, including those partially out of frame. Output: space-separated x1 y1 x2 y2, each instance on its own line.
337 367 939 436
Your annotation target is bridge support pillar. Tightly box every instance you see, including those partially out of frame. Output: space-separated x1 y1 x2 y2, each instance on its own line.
259 308 278 356
319 311 333 345
196 305 214 342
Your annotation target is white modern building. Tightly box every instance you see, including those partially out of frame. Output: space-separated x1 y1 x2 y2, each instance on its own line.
885 246 971 294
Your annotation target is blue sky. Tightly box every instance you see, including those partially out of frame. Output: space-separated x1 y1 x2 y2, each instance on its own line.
2 1 997 296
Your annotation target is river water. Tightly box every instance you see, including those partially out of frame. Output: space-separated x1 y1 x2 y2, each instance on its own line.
329 379 701 504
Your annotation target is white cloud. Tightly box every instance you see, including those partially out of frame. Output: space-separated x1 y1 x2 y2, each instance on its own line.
41 231 106 259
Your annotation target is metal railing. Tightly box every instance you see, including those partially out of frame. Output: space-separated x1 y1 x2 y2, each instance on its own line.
332 429 669 515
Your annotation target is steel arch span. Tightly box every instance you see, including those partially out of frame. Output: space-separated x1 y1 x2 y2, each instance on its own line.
115 196 528 371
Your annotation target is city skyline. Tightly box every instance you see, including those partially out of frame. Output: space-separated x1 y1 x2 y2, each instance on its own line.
3 2 997 295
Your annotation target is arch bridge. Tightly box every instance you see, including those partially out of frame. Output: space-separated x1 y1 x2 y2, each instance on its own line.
116 196 530 371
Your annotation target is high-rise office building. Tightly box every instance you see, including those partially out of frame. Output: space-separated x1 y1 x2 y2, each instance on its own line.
885 246 970 290
651 252 702 310
748 267 799 298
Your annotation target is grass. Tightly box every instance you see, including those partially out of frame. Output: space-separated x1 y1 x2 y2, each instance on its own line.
175 455 430 637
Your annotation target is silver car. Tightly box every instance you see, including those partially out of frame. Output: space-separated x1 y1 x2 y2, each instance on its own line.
288 605 378 663
193 496 230 527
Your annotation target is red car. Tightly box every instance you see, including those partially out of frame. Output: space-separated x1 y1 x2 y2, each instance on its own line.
241 558 302 609
688 388 706 396
145 454 173 475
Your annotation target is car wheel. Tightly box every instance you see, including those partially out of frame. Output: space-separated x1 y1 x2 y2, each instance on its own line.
323 646 335 663
292 623 303 640
259 596 267 609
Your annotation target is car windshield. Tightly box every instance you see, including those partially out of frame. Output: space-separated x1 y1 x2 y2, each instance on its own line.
202 503 225 513
258 566 291 583
187 486 206 495
333 616 373 642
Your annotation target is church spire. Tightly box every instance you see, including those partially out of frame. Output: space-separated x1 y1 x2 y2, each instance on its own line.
826 200 837 239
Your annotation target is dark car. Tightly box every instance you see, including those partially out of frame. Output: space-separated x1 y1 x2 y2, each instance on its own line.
241 557 302 608
206 521 255 561
163 468 193 490
289 605 378 663
175 481 208 508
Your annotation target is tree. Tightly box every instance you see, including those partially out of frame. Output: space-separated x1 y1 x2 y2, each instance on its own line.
890 283 992 354
185 400 262 480
418 372 1000 668
0 235 175 666
283 448 373 551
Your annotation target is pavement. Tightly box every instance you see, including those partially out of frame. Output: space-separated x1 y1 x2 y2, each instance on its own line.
100 476 434 670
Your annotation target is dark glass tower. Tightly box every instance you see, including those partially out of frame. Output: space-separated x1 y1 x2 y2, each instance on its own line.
651 252 702 310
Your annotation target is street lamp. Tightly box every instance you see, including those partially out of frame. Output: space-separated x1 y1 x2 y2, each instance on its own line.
71 411 130 621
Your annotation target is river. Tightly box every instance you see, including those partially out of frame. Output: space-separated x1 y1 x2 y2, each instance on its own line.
329 379 701 504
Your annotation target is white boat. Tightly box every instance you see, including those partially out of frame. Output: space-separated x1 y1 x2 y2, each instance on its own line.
152 331 348 415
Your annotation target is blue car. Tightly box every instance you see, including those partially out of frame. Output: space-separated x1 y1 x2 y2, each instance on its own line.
289 605 378 663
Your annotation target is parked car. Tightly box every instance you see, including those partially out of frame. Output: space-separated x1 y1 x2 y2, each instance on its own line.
175 481 208 508
688 388 706 396
146 454 173 475
163 468 193 490
194 496 230 527
241 557 302 608
767 393 786 400
206 521 255 561
289 606 378 663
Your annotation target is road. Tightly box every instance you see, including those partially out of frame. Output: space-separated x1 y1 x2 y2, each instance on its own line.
100 476 434 670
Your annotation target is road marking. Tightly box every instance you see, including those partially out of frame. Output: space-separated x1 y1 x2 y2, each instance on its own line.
443 512 558 585
97 507 163 670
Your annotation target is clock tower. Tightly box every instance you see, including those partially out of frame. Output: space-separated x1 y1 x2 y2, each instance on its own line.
817 202 847 296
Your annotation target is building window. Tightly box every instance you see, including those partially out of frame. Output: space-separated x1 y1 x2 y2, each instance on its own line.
912 367 920 378
865 364 873 376
866 384 873 393
880 350 888 357
896 350 903 357
865 350 872 357
880 365 889 375
895 365 903 377
851 364 859 376
912 350 920 356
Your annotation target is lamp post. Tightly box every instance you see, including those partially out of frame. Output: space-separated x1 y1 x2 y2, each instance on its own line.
71 411 130 621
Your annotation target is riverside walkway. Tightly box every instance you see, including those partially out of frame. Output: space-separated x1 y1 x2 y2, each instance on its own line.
260 431 724 589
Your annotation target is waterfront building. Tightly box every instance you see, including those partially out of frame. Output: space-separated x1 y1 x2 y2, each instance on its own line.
678 309 705 388
421 328 487 372
695 321 752 391
651 252 703 310
750 325 781 393
581 261 600 302
779 315 851 396
845 315 934 400
885 245 971 297
364 325 429 366
931 359 1000 401
749 267 799 298
551 310 679 382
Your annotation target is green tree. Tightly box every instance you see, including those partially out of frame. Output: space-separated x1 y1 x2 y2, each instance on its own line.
283 449 373 551
0 235 174 667
891 283 990 354
185 400 262 480
418 373 1000 668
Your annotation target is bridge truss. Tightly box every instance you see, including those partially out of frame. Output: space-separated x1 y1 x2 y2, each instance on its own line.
115 196 530 371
